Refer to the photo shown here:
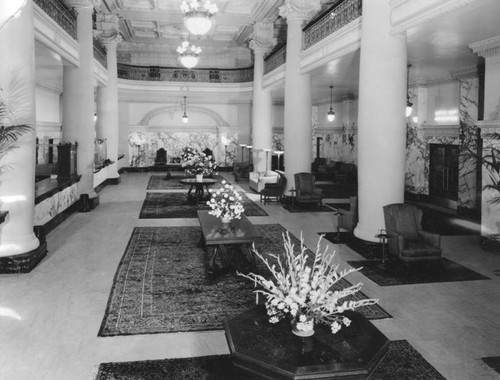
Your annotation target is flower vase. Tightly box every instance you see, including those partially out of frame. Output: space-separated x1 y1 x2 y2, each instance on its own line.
220 215 232 229
196 174 203 182
291 318 315 337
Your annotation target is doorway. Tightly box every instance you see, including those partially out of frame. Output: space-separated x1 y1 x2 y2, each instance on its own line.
429 144 459 209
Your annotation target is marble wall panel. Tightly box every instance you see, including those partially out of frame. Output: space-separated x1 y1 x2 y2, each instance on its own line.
34 183 78 226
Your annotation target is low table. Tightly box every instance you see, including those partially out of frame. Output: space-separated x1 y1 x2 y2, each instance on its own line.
225 305 390 380
197 210 261 274
179 178 218 204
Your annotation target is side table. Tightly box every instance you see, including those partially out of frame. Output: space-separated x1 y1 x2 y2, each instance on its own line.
289 188 296 207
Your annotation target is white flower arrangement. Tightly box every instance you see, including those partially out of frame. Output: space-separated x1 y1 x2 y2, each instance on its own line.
181 147 217 175
239 232 379 334
206 180 245 221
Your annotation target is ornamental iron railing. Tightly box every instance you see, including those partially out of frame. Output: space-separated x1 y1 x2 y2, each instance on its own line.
264 44 287 75
93 40 107 68
117 64 254 83
34 0 77 40
303 0 362 50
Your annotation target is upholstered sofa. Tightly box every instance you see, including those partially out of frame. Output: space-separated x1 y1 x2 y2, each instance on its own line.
249 170 280 193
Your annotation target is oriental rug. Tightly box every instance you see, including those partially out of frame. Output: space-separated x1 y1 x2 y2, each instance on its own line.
98 224 390 337
139 191 267 219
147 173 224 190
347 258 489 286
282 203 335 213
95 340 445 380
482 356 500 374
322 232 384 260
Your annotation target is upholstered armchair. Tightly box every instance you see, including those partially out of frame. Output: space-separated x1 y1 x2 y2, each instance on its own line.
294 172 323 207
383 203 442 263
249 171 279 193
260 170 287 204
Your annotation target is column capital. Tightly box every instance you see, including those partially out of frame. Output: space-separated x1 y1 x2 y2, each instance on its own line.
279 0 321 23
469 35 500 58
249 22 277 55
94 14 122 48
63 0 101 11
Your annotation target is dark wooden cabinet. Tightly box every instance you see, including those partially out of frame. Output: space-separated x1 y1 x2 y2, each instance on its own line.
57 143 77 178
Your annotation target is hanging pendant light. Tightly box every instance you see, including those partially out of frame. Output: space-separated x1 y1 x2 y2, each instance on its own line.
180 0 218 36
182 96 188 123
177 40 202 69
327 85 335 122
406 64 413 117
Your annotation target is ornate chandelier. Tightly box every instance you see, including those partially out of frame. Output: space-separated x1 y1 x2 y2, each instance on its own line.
180 0 218 36
177 40 202 69
327 85 335 122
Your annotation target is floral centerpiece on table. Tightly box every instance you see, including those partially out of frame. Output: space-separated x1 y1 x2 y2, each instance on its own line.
239 233 378 336
181 147 217 176
206 180 245 223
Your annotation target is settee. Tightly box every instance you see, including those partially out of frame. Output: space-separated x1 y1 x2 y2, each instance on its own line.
249 170 280 193
312 159 356 183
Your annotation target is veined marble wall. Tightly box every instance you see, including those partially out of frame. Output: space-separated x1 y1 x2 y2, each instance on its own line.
405 78 479 209
315 124 357 164
481 131 500 238
34 183 78 225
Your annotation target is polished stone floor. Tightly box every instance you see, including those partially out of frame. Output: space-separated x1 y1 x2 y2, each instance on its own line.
1 172 499 380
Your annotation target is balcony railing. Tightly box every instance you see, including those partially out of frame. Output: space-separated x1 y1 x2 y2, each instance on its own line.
117 64 254 83
303 0 362 50
264 44 287 75
263 0 362 74
93 40 107 68
34 0 77 40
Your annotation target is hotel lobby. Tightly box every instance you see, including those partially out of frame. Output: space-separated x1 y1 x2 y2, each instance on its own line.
1 0 500 379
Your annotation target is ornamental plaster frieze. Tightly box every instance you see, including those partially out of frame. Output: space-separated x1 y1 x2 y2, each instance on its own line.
422 124 460 138
130 125 219 134
469 36 500 58
139 105 230 129
476 120 500 136
279 0 322 23
390 0 477 35
450 65 479 80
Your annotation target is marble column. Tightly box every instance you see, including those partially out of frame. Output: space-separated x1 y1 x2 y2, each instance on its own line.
62 0 101 205
250 22 276 173
0 0 40 258
354 0 407 242
279 0 321 193
95 14 122 181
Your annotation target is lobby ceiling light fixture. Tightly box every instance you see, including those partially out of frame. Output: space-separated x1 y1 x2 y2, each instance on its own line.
180 0 218 36
327 85 335 122
406 64 413 117
177 40 202 69
182 96 188 123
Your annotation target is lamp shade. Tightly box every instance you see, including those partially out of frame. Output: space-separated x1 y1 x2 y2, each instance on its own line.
327 109 335 122
177 41 202 69
180 0 218 36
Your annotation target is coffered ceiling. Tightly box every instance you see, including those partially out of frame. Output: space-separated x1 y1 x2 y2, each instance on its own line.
97 0 293 68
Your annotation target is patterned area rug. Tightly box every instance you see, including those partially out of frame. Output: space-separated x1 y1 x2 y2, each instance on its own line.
139 192 268 218
322 232 384 260
482 356 500 374
347 258 489 286
98 224 390 337
146 173 191 190
95 340 445 380
282 203 335 213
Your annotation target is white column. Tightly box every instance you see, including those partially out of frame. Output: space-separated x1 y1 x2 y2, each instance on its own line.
279 0 321 193
0 0 40 256
62 0 101 201
354 0 407 242
95 14 122 180
250 22 276 173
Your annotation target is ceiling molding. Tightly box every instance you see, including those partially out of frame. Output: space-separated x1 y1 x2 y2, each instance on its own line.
390 0 478 35
469 35 500 58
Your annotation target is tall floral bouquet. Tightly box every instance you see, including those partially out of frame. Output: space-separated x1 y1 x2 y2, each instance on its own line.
239 233 378 335
181 147 217 175
206 180 245 221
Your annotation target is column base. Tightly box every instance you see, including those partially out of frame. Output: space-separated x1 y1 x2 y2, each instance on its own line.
0 241 47 274
79 194 100 212
353 225 379 243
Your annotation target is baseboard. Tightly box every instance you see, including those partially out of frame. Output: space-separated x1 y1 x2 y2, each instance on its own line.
0 240 48 274
41 201 80 236
95 177 121 193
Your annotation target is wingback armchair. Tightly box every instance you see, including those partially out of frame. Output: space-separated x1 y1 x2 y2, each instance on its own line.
383 203 442 263
294 172 323 207
337 196 358 232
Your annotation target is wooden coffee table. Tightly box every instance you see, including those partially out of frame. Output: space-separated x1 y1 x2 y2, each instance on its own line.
180 178 218 204
197 210 261 274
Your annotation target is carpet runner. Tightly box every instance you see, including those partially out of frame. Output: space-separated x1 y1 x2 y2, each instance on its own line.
95 340 446 380
98 224 390 337
139 191 268 218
